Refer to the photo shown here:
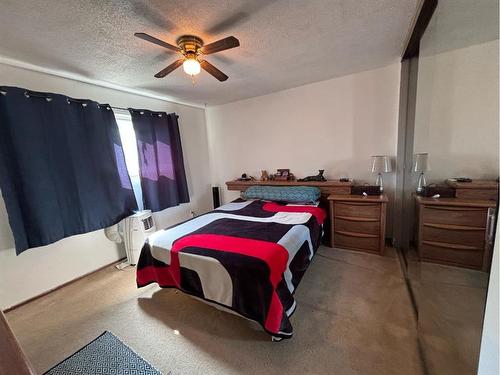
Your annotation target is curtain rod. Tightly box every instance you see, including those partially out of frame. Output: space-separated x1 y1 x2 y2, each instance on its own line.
0 88 175 116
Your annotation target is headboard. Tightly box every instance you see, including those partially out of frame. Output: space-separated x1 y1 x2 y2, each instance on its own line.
225 180 353 248
225 180 353 197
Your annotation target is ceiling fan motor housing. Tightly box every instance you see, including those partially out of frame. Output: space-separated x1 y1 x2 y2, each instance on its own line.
177 35 204 54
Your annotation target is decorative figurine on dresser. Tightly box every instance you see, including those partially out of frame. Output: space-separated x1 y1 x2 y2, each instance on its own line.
415 178 498 271
260 170 269 181
298 170 327 182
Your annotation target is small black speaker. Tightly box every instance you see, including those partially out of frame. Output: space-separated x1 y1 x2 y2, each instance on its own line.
212 186 220 209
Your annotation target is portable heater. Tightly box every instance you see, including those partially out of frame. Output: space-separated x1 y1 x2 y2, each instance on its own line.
122 210 156 266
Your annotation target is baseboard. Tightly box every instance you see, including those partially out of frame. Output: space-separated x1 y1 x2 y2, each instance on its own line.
2 257 126 313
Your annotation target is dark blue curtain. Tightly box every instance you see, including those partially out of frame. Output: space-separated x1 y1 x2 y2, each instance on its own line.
129 109 189 212
0 86 138 254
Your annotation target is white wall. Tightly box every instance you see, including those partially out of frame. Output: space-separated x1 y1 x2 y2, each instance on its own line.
0 63 212 309
206 64 401 231
413 40 499 182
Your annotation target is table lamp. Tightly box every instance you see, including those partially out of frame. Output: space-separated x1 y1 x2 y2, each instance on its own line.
371 155 392 193
413 153 429 193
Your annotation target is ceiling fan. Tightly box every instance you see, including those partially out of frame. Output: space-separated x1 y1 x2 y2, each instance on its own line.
134 33 240 82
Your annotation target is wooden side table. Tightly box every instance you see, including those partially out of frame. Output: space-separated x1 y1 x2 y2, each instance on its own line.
328 194 388 255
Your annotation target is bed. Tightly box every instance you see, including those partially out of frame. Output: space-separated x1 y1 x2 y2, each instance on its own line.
136 197 326 340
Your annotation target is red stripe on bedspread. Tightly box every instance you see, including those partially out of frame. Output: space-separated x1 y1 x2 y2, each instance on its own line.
262 202 326 224
136 264 178 286
137 234 289 334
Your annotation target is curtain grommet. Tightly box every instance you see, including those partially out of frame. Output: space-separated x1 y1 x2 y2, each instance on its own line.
82 103 88 107
46 97 53 102
24 91 30 98
0 90 6 96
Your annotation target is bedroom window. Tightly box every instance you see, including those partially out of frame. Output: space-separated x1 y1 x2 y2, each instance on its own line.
114 110 144 211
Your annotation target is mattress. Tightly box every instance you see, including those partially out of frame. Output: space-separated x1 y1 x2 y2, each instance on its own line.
136 198 326 339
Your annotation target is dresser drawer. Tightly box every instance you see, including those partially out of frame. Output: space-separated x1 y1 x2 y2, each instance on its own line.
422 224 485 247
455 188 498 201
334 231 379 252
334 217 380 235
334 202 380 219
322 187 351 196
422 206 487 227
419 241 484 269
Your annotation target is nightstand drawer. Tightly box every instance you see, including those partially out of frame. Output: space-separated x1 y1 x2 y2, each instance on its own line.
334 231 380 252
422 224 485 247
334 217 380 235
334 202 380 219
422 206 487 227
419 241 484 269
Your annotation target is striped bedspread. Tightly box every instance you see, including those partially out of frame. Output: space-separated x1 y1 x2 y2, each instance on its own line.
136 199 325 339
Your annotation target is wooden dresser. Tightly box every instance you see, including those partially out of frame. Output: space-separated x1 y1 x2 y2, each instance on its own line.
328 194 388 255
415 196 497 271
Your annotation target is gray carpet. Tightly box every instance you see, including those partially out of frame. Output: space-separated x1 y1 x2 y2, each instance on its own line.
7 246 424 375
44 331 162 375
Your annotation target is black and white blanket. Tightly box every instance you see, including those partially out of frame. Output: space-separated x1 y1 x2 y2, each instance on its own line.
136 199 325 339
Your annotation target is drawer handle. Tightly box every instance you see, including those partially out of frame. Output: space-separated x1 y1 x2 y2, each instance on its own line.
336 215 379 222
422 240 483 251
424 206 484 212
337 202 379 207
335 230 378 238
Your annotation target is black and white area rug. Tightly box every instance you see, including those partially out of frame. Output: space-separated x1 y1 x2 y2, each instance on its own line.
44 331 163 375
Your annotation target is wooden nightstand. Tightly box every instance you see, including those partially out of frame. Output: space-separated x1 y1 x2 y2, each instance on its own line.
328 194 388 255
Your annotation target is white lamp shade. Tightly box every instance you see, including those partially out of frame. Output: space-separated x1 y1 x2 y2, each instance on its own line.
371 155 392 173
183 59 201 75
413 153 429 172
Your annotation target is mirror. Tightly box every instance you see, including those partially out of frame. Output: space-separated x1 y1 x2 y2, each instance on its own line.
401 0 499 374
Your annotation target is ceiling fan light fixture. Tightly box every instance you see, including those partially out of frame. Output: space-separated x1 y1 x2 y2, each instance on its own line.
135 32 239 81
183 58 201 76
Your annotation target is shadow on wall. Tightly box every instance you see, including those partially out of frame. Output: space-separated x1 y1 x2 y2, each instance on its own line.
0 192 15 250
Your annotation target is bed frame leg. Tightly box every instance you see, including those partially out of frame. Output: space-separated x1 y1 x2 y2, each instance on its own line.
271 336 283 342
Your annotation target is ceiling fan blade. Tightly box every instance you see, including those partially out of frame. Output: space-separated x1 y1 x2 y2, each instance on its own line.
134 32 180 52
201 36 240 55
154 59 184 78
200 60 229 81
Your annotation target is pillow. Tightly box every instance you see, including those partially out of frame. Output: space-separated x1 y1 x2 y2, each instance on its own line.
242 186 321 203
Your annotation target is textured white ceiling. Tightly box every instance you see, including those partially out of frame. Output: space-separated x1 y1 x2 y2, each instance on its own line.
420 0 499 56
0 0 418 106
